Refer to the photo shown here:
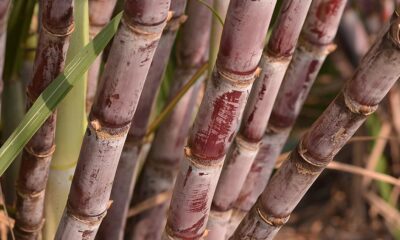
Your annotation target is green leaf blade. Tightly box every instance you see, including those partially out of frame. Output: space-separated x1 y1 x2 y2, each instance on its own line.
0 12 123 176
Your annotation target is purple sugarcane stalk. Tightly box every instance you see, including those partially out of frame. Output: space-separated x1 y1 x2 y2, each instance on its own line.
15 1 74 239
338 4 370 66
231 0 346 228
129 0 212 239
232 9 400 239
163 1 275 239
0 0 9 96
55 1 170 239
96 1 187 239
206 1 312 238
87 0 118 111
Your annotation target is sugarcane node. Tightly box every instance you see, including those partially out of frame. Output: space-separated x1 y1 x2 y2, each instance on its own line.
16 188 45 199
15 218 45 233
121 14 165 39
297 138 331 168
265 47 295 61
266 122 291 134
66 203 107 225
235 133 260 152
184 146 225 168
88 118 130 140
255 200 290 227
209 207 232 220
41 21 75 38
298 35 337 56
343 88 378 116
23 144 56 159
215 64 256 89
163 223 206 240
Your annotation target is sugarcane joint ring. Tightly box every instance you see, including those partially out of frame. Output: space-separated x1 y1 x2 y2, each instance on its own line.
256 204 289 227
24 144 56 159
66 204 107 225
215 65 256 89
122 14 166 38
16 188 45 199
15 219 45 234
235 134 260 152
88 119 130 140
298 36 337 56
343 90 378 116
266 122 291 134
298 139 330 168
163 224 207 240
183 146 224 169
41 22 75 38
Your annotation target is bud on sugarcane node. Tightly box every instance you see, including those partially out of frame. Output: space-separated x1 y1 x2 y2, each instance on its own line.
55 1 171 239
231 8 400 240
207 1 313 238
163 1 276 239
15 1 74 239
231 0 346 228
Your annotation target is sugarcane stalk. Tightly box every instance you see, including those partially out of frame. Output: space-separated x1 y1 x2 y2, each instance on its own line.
209 0 229 75
207 1 312 238
55 1 170 239
14 1 74 239
86 0 117 110
1 0 34 206
43 0 89 238
96 1 187 239
232 9 400 239
164 1 276 239
0 0 9 95
231 0 346 229
338 5 370 66
129 1 212 239
0 0 13 205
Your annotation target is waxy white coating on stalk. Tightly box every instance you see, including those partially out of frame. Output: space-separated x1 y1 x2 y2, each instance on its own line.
232 10 400 239
55 1 170 238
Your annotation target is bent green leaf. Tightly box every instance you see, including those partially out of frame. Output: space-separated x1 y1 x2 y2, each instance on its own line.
0 12 123 176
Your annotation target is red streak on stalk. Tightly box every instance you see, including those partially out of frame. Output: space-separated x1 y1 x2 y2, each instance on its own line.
190 90 242 160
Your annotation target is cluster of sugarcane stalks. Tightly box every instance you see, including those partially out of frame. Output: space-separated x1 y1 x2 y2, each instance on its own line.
0 0 400 239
